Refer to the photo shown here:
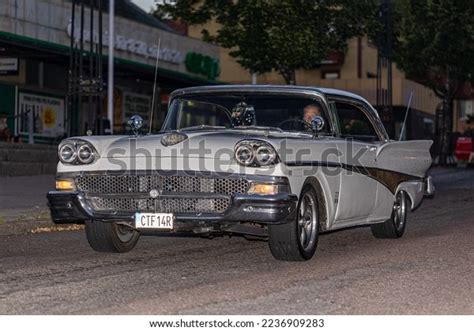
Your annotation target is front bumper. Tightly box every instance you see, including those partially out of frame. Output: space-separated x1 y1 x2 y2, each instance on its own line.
47 191 298 229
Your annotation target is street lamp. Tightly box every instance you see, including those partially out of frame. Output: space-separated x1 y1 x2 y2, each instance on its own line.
107 0 114 134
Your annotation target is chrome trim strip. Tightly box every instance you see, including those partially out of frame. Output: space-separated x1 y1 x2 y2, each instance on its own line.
285 160 421 193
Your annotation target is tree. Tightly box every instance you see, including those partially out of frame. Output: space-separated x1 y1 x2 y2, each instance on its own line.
156 0 379 85
391 0 474 164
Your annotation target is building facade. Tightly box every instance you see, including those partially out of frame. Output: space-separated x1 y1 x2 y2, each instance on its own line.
0 0 221 143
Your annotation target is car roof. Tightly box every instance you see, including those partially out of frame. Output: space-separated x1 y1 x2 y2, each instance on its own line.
170 84 369 103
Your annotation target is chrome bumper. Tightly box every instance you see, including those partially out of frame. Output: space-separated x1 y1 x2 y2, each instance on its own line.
47 191 298 229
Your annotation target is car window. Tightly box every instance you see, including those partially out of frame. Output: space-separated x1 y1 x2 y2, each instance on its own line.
164 95 330 134
178 100 231 128
334 101 379 141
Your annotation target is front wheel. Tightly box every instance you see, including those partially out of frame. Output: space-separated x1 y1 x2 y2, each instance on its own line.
371 190 409 239
85 220 140 253
268 186 319 261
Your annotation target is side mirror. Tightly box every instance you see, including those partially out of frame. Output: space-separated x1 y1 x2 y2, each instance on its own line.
128 115 143 136
311 116 325 133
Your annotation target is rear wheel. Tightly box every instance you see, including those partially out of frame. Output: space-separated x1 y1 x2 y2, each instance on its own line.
371 190 409 239
85 220 140 253
268 186 319 261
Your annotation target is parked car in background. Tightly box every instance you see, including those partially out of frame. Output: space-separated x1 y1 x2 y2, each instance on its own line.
47 85 434 261
455 137 474 165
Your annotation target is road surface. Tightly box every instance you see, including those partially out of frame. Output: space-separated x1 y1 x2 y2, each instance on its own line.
0 168 472 314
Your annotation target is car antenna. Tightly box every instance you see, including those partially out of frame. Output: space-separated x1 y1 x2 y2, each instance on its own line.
149 38 161 134
398 91 413 141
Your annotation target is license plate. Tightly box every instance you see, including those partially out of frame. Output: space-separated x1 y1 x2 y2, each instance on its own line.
134 213 174 230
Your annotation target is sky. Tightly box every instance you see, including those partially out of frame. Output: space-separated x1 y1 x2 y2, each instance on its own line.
132 0 156 13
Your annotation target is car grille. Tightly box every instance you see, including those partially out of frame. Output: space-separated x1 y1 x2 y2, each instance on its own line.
76 174 250 214
88 197 230 214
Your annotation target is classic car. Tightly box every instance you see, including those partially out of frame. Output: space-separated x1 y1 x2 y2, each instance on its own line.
47 85 435 261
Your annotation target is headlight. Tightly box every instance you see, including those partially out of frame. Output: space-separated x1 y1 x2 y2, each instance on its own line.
58 140 97 165
161 132 188 146
255 145 277 166
235 144 255 166
77 144 95 164
234 140 279 167
59 143 77 164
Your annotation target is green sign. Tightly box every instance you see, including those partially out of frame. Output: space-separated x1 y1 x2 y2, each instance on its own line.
185 52 220 80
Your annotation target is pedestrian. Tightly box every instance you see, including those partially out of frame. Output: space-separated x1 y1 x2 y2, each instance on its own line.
0 112 11 142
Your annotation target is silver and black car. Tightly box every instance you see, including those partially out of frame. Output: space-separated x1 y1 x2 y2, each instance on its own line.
47 85 434 261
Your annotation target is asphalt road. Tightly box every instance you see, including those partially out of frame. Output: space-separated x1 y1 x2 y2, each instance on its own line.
0 169 473 314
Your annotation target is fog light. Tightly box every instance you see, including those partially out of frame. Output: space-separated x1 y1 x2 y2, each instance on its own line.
56 179 75 191
248 183 279 195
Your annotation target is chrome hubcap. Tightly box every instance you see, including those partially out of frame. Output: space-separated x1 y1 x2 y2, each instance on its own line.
297 192 318 252
393 191 407 231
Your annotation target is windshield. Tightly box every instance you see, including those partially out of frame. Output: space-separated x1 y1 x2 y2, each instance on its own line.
161 94 330 134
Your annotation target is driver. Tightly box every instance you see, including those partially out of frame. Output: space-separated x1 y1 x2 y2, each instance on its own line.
303 104 322 123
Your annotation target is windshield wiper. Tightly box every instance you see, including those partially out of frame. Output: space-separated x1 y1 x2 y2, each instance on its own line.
231 125 284 133
179 125 227 131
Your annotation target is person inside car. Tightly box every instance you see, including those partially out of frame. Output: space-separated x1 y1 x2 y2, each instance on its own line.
303 104 322 123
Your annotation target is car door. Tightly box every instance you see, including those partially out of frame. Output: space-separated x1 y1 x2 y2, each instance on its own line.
330 98 383 224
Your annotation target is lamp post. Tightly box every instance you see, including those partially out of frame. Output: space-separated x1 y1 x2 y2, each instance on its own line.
107 0 114 134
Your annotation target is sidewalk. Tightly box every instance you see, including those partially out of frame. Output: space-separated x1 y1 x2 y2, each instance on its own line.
0 175 55 234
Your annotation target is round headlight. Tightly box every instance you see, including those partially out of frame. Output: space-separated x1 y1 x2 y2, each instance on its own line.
234 140 279 167
77 144 94 164
59 144 76 164
235 144 255 166
256 145 276 166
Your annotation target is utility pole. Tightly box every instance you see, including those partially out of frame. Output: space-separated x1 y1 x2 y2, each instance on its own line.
107 0 115 134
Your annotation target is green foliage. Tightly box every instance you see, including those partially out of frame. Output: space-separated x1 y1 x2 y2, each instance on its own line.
157 0 379 84
392 0 474 98
390 0 474 162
